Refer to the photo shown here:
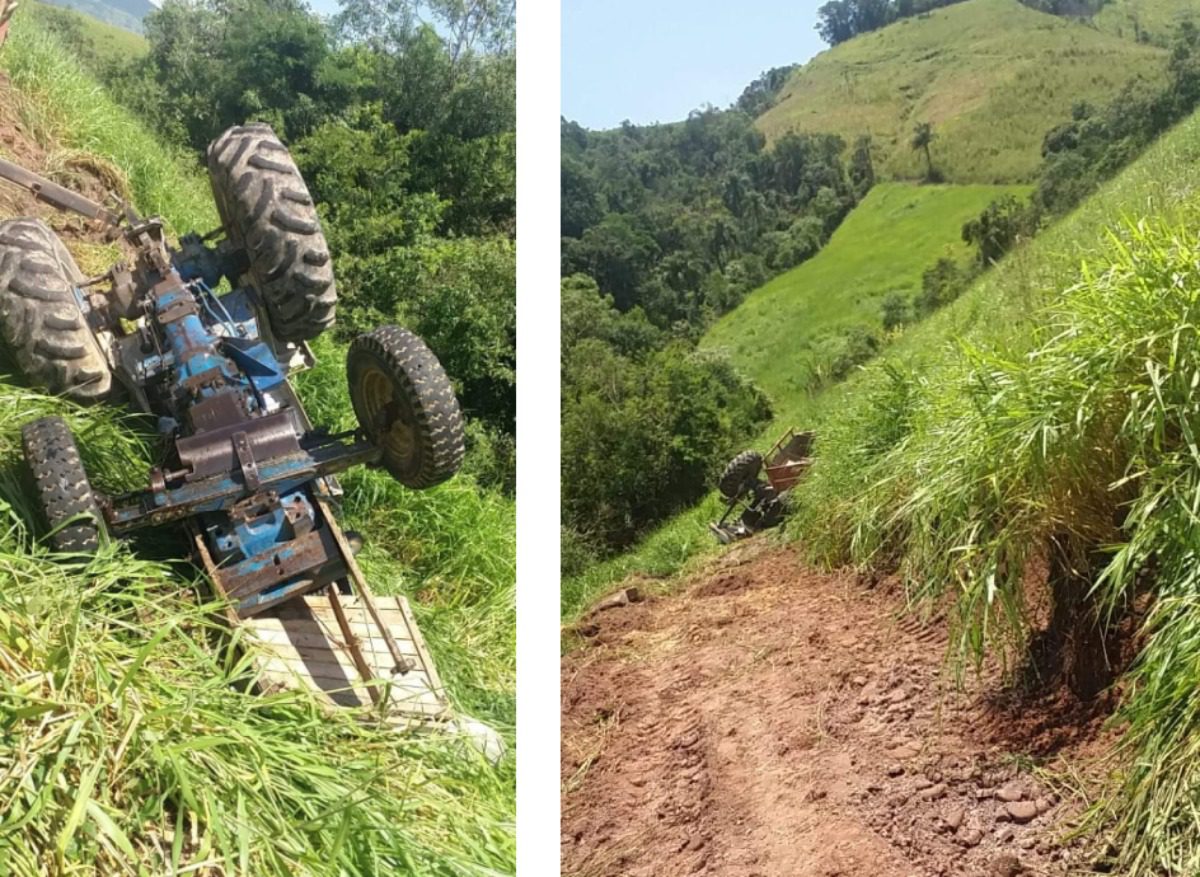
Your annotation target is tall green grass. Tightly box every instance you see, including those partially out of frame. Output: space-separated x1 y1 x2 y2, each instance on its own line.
800 215 1200 876
0 9 215 233
0 13 515 874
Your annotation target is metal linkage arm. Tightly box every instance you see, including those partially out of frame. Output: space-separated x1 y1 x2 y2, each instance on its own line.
0 158 124 227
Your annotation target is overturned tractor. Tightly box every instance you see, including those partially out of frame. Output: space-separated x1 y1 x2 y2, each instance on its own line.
0 125 498 753
709 428 814 544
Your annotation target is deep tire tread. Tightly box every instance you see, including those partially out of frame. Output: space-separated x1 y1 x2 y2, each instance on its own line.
207 124 336 341
719 450 764 500
21 416 105 554
0 218 111 402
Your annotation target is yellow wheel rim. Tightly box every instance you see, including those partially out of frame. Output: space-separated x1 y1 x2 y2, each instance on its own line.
358 364 416 470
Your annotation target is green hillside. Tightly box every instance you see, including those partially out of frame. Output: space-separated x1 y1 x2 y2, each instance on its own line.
1095 0 1200 43
28 0 148 60
790 95 1200 877
756 0 1168 182
701 181 1027 422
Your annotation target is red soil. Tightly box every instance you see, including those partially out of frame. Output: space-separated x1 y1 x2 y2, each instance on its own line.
562 541 1117 877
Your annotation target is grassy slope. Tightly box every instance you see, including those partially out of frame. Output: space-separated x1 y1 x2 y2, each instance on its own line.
0 16 514 875
701 182 1027 423
789 90 1200 877
1095 0 1200 43
28 0 148 60
756 0 1168 183
565 38 1200 622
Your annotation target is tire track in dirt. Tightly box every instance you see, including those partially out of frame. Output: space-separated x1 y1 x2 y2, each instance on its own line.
562 541 1114 877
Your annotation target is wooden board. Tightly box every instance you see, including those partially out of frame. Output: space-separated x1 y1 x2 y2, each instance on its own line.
242 592 450 723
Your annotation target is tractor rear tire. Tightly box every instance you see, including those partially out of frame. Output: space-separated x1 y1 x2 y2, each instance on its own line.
207 123 336 342
21 416 106 554
719 450 763 499
0 218 112 402
347 325 464 490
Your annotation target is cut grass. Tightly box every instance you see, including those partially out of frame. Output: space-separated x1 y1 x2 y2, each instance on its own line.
0 13 514 875
756 0 1168 183
0 8 214 234
701 181 1028 425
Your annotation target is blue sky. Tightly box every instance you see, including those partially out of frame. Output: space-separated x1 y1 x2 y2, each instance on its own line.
562 0 827 130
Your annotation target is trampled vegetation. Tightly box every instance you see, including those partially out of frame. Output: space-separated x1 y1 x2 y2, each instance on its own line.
0 7 514 874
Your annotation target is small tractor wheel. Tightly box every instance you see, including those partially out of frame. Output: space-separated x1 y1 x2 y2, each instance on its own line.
0 218 112 402
347 325 465 489
719 450 763 499
207 123 336 342
21 416 107 554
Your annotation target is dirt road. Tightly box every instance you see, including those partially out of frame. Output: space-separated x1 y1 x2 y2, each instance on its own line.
562 541 1113 877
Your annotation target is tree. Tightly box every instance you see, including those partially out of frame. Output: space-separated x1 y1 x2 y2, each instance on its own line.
815 0 856 45
962 196 1038 266
881 293 909 330
850 135 875 197
911 121 937 181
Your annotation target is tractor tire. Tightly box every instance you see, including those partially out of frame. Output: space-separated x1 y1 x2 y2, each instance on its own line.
207 123 336 342
347 325 464 490
718 450 763 499
21 416 106 554
0 218 112 402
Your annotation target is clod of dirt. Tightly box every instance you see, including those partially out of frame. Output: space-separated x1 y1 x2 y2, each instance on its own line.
589 587 643 613
1003 801 1039 824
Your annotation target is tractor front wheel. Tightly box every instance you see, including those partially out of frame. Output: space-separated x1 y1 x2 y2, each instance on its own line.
21 416 107 554
347 325 464 490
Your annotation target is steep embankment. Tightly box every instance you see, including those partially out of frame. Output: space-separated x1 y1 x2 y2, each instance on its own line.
757 0 1168 182
563 182 1024 618
700 181 1027 423
0 17 514 875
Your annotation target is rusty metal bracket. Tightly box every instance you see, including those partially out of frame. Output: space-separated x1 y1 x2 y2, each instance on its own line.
232 431 261 491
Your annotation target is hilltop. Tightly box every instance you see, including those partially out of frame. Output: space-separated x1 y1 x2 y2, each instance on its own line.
756 0 1168 182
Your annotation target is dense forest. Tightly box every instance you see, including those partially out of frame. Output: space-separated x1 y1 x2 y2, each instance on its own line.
48 0 517 491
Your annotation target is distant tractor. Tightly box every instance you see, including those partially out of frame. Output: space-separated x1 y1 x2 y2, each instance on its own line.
0 125 500 755
709 428 814 544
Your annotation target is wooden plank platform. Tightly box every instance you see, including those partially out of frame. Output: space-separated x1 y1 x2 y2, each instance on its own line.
242 592 450 723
